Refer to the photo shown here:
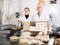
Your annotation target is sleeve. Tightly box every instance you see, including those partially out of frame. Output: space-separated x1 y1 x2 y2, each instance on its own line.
48 18 52 32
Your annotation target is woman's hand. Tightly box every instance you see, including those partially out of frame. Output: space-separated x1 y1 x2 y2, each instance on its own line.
47 31 51 35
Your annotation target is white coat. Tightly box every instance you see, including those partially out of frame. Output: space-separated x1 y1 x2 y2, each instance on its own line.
33 11 52 32
33 11 50 21
18 15 33 22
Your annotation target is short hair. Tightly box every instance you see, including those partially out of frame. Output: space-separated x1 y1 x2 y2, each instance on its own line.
37 4 43 9
24 7 30 11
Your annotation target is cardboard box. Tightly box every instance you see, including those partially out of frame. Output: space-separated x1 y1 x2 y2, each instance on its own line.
23 22 30 31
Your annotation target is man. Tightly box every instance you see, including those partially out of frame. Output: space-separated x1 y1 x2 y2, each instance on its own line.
33 5 51 35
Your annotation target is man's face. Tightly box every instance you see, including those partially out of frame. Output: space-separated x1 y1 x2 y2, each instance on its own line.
24 9 30 15
37 6 43 13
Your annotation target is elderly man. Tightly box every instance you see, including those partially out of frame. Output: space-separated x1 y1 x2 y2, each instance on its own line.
33 4 52 36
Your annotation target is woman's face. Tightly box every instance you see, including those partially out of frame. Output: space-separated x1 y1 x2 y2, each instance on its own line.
24 9 30 15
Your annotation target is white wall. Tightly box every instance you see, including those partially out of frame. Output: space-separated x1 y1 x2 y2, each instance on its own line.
58 0 60 27
10 0 20 15
49 0 60 27
0 0 3 9
0 0 3 24
2 0 10 24
19 0 38 16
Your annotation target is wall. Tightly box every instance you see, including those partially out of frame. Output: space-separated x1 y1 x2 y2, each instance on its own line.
19 0 38 16
10 0 20 15
0 0 3 25
0 0 3 9
2 0 10 24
